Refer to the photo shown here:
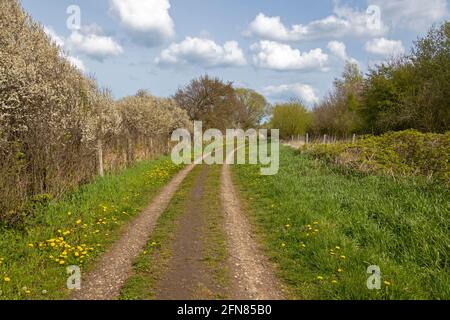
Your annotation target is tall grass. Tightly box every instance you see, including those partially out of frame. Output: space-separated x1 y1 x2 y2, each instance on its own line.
232 146 449 299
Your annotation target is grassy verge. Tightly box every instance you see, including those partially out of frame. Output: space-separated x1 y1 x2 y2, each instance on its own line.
120 165 229 300
0 157 183 300
232 145 449 300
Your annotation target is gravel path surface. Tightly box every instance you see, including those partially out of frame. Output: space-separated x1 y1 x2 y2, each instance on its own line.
221 154 284 300
72 164 195 300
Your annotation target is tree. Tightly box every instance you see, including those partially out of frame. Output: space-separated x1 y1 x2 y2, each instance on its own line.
360 21 450 133
311 62 364 135
174 75 240 131
270 102 311 139
117 90 191 163
235 88 269 128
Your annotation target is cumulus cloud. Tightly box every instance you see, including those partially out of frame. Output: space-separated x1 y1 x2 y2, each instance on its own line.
44 24 123 62
251 41 328 72
66 28 123 61
109 0 175 47
327 41 358 64
156 37 246 68
244 4 387 42
368 0 449 31
364 37 405 57
263 83 320 105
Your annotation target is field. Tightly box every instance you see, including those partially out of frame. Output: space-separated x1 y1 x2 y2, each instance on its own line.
232 145 450 299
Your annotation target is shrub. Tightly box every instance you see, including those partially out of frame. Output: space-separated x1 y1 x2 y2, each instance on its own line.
302 130 450 183
0 1 191 224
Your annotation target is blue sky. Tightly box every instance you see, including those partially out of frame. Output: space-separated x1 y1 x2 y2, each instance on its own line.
20 0 449 106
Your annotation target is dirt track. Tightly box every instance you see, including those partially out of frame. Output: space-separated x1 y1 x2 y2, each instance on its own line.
72 154 284 300
72 164 195 300
221 162 284 300
154 165 227 300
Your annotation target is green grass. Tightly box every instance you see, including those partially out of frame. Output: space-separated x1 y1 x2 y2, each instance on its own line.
0 156 183 300
119 165 203 300
199 165 229 298
232 145 450 300
120 165 229 300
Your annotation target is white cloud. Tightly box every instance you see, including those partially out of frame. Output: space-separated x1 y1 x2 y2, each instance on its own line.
327 41 358 64
251 41 328 72
44 24 123 62
109 0 175 46
66 28 123 61
364 38 405 57
368 0 449 31
244 5 387 42
156 37 246 68
263 83 320 105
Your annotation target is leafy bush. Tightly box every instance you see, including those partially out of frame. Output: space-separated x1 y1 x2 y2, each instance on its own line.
302 130 450 183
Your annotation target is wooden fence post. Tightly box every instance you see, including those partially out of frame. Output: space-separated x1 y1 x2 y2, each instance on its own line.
97 138 104 177
323 134 327 144
306 133 309 145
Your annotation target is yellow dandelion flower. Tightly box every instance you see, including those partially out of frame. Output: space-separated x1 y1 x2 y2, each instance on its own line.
76 220 82 224
340 255 346 260
317 276 324 281
28 243 34 248
331 280 338 284
384 281 392 286
337 268 343 273
4 277 11 282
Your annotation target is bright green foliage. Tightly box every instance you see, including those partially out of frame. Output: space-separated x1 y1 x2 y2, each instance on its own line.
270 102 312 139
309 21 449 136
360 22 450 134
303 130 450 183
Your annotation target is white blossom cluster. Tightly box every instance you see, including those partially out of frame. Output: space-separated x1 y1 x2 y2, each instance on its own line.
0 0 190 222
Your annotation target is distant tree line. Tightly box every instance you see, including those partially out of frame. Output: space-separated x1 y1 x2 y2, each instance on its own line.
270 21 450 139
